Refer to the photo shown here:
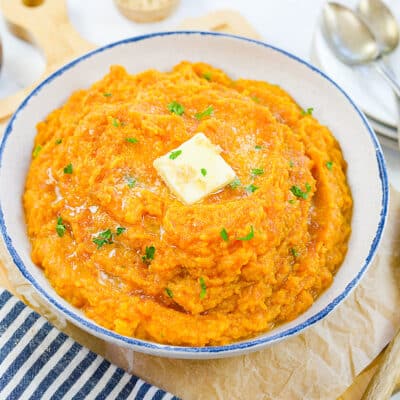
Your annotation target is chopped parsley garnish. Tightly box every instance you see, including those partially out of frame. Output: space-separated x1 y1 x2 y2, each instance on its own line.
251 168 264 176
169 150 182 160
220 228 229 242
63 163 73 174
195 106 214 120
55 139 62 145
229 177 241 189
288 199 296 204
326 161 333 170
116 227 126 235
126 176 136 188
290 248 299 257
126 137 138 143
290 183 311 199
246 184 259 193
93 229 113 249
103 93 112 97
238 225 254 241
33 145 42 158
199 277 207 299
302 107 314 116
56 217 66 237
201 168 207 177
165 287 174 298
255 145 262 150
167 101 185 116
251 96 260 103
289 160 294 168
142 245 156 264
203 72 212 81
112 118 120 127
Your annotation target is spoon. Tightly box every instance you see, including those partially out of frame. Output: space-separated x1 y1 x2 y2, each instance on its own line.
358 0 399 55
322 2 400 147
358 0 400 151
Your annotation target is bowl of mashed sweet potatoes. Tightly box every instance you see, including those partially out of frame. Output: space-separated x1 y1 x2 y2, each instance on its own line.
0 32 388 359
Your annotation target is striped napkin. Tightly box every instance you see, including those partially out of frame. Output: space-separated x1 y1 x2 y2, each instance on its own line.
0 288 179 400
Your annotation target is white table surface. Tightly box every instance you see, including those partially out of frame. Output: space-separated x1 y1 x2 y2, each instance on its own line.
0 0 398 189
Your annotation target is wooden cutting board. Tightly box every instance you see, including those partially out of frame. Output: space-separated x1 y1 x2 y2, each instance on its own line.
0 0 93 121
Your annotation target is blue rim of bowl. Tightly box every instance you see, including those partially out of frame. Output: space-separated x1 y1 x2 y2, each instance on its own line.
0 31 389 357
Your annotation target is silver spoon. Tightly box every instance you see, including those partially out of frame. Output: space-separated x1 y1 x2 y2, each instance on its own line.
358 0 400 149
322 2 400 147
358 0 399 55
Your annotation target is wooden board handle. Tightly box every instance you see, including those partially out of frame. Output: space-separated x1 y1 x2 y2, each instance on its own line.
362 328 400 400
0 0 94 122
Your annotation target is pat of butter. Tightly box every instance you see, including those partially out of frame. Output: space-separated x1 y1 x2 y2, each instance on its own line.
153 133 236 204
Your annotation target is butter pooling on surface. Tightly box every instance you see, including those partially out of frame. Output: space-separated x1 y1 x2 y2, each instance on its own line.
23 61 352 346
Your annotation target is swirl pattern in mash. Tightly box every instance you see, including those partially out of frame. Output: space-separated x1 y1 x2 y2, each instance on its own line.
24 62 352 346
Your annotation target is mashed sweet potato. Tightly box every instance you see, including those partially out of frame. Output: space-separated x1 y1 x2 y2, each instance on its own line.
24 62 352 346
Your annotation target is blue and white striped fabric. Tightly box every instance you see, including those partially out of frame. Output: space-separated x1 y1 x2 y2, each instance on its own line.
0 289 179 400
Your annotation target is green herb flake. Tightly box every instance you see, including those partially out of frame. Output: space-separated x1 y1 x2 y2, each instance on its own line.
290 248 299 257
199 277 207 299
195 106 214 120
201 168 207 177
56 217 66 237
238 225 254 241
112 118 121 127
290 184 311 200
103 93 112 97
229 177 241 189
288 199 296 204
167 101 185 116
255 145 262 150
169 150 182 160
289 160 294 168
126 137 139 144
165 287 174 298
142 245 156 264
92 238 105 249
116 227 126 236
33 145 42 158
55 139 62 145
301 107 314 116
246 184 259 193
251 96 260 103
220 228 229 242
93 229 113 249
203 72 212 81
126 176 136 188
326 161 333 170
63 163 73 174
251 168 264 176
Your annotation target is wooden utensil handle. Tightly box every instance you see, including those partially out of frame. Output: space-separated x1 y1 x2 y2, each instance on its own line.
0 0 94 122
362 328 400 400
0 0 92 63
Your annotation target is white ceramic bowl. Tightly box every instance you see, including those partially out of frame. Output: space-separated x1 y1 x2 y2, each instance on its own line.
0 32 388 359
